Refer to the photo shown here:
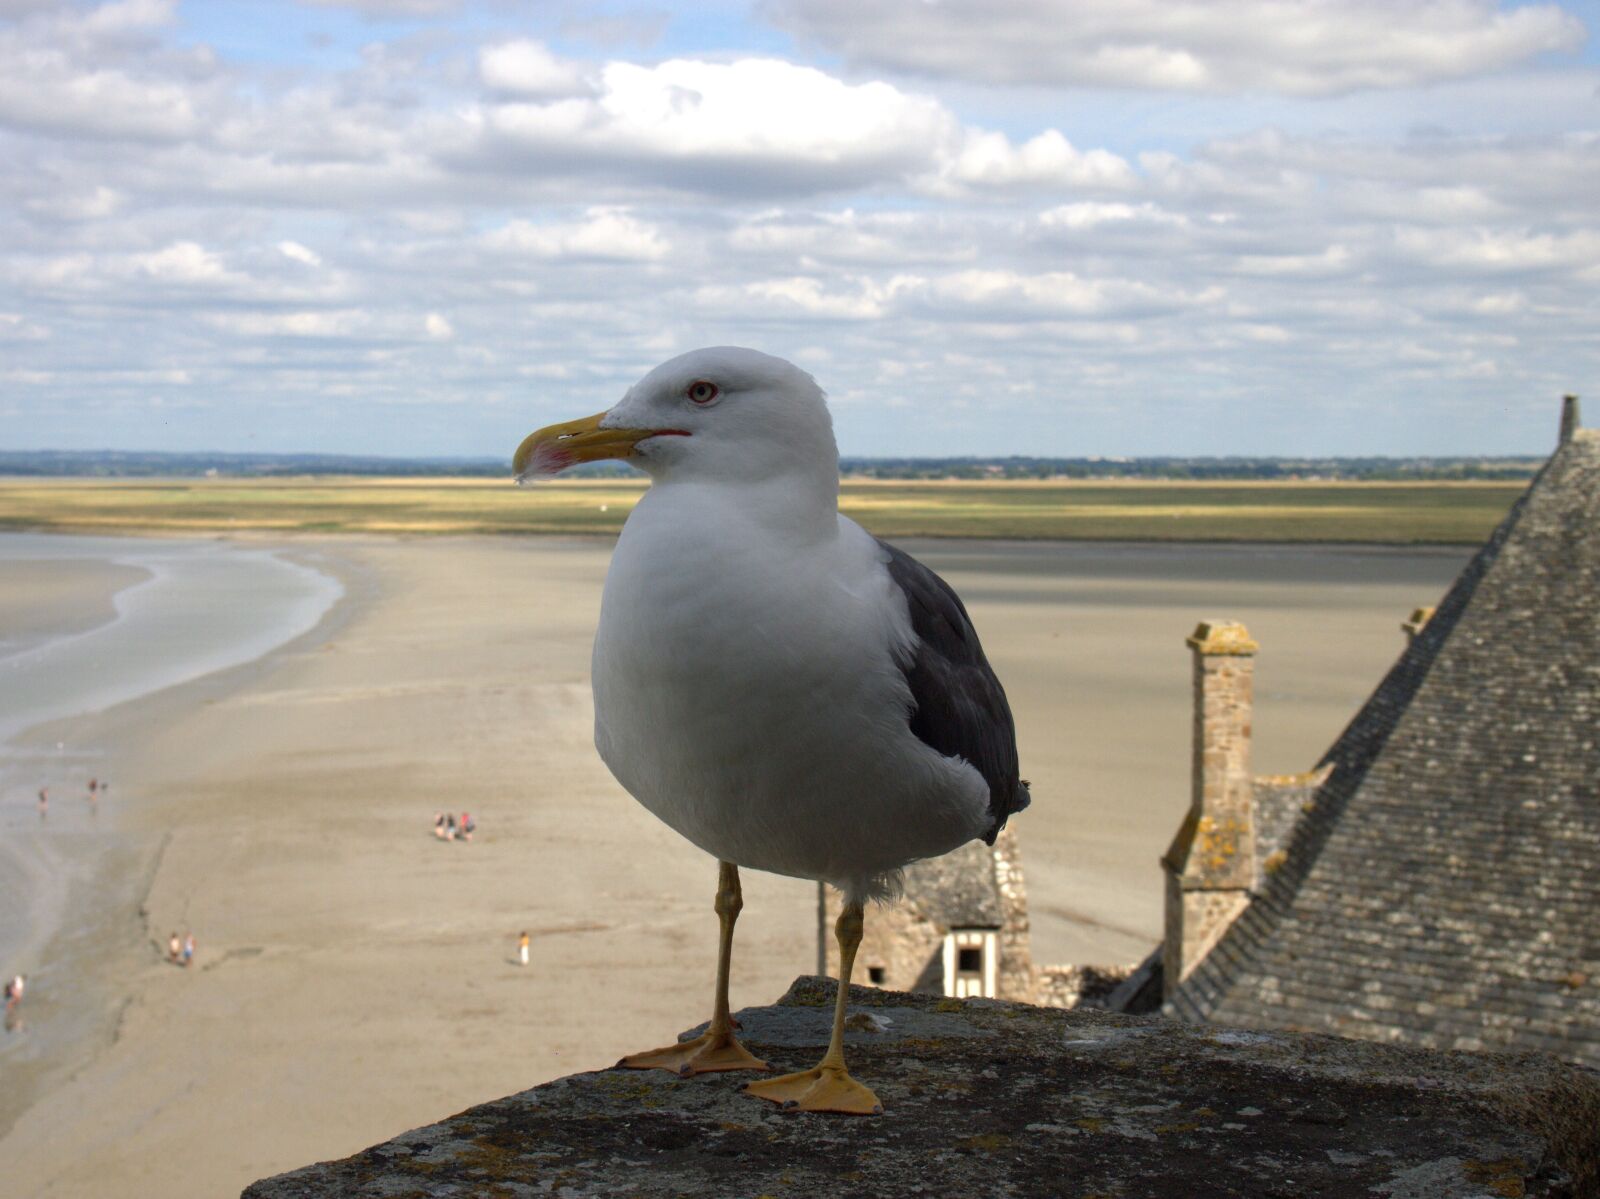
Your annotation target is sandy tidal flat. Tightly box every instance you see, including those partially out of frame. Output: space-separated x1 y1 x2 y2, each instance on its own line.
0 534 1468 1197
0 558 150 654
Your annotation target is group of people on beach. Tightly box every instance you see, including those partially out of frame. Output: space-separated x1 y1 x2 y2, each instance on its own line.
35 777 108 819
166 932 197 968
432 811 476 842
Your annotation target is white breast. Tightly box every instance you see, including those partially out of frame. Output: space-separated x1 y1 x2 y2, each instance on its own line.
591 482 990 895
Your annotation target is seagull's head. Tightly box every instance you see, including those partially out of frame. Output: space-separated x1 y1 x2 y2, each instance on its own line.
513 346 836 486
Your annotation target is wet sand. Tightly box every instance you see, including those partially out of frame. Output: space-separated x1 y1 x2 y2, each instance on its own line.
0 535 1468 1197
0 559 150 655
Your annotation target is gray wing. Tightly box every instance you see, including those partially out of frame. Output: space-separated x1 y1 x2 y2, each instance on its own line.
877 538 1030 843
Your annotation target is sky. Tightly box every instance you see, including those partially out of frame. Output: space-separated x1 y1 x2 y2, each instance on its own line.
2 0 1597 459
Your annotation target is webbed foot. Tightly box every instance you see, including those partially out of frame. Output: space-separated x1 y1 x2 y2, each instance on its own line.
744 1063 882 1115
618 1028 768 1077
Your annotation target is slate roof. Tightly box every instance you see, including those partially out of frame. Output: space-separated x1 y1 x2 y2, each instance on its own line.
1250 768 1330 884
902 839 1004 928
1168 425 1600 1067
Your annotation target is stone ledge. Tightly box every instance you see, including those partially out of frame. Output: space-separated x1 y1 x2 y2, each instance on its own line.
244 976 1600 1198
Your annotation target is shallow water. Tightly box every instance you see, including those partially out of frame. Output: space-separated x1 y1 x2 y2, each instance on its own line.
0 534 342 745
0 533 342 1001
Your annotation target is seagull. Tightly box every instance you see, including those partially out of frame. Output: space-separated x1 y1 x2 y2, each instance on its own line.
513 347 1028 1115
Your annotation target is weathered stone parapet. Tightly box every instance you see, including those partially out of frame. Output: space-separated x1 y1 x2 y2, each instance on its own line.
243 978 1600 1199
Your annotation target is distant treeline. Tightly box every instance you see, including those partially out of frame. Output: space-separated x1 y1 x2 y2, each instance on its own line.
0 450 510 478
844 455 1544 481
0 449 1543 482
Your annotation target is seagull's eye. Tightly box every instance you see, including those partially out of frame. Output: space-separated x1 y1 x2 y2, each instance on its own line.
687 380 719 406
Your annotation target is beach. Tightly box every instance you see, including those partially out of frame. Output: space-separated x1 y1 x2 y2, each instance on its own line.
0 534 1468 1197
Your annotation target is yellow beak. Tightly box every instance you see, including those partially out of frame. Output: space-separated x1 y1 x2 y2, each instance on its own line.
512 410 679 482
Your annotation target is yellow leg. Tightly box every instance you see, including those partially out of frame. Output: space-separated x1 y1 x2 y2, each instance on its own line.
618 861 768 1076
744 900 883 1115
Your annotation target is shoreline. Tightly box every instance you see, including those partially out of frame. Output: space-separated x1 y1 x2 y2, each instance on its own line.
0 536 360 1148
0 558 151 659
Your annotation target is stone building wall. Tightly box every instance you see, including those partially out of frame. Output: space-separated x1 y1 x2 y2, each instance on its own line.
991 825 1036 1002
822 885 947 994
1034 963 1133 1008
820 823 1135 1010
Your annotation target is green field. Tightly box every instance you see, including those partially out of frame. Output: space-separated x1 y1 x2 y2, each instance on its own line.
0 476 1524 543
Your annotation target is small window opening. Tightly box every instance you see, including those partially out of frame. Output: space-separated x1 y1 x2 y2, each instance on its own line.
867 966 886 985
957 947 983 974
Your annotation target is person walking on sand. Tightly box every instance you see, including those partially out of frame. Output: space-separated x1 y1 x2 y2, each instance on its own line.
433 812 447 839
460 812 475 842
182 933 195 968
518 931 530 967
3 974 23 1033
168 932 181 964
37 787 47 819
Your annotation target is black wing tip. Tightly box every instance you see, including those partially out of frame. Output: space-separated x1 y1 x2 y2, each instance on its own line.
983 779 1031 844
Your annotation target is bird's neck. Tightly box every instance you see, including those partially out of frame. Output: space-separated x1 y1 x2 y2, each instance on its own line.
646 467 840 544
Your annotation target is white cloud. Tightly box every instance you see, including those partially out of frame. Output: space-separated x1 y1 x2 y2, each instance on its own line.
1393 226 1600 273
1232 244 1354 277
912 268 1220 319
1470 292 1527 316
483 209 669 261
278 241 323 267
0 312 50 341
295 0 461 15
463 57 955 195
728 210 976 265
25 185 122 221
773 0 1587 95
935 129 1136 193
1 1 1595 457
130 241 230 284
79 0 176 36
206 311 367 338
1038 202 1187 231
479 39 590 98
696 276 895 320
0 51 205 141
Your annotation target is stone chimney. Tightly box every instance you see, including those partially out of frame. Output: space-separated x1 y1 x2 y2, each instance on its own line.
1162 621 1258 998
1401 606 1436 645
1560 394 1580 444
